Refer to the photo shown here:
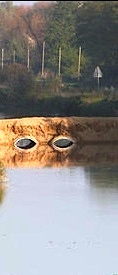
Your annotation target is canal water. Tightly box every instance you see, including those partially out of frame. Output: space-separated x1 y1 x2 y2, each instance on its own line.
0 152 118 275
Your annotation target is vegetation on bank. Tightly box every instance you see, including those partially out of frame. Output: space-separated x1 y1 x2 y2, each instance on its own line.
0 1 118 117
1 93 118 118
0 63 118 118
0 1 117 86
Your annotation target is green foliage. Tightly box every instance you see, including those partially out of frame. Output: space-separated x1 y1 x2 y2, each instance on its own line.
45 1 83 77
5 63 36 99
0 0 117 90
77 1 118 86
25 96 83 117
0 1 13 11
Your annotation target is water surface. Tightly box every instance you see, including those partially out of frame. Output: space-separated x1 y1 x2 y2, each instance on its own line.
0 164 118 275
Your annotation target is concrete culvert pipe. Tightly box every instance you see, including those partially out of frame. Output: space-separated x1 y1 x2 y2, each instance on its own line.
51 136 75 151
14 137 38 151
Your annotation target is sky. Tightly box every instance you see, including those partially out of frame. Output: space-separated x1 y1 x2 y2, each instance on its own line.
0 1 52 6
0 1 42 6
13 1 38 5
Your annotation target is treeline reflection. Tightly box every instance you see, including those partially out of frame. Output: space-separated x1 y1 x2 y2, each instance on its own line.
85 166 118 188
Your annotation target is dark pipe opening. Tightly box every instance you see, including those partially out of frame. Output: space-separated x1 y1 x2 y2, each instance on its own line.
14 138 37 150
52 137 74 150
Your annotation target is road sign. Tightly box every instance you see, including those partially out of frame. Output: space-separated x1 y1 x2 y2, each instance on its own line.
93 66 103 89
93 66 102 78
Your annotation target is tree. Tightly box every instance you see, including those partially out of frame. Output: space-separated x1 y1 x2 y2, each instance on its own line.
45 1 81 78
21 2 52 73
76 1 118 86
0 1 13 10
0 4 28 66
5 63 35 99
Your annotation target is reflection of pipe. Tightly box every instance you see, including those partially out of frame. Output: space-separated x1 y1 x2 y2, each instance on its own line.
1 143 118 168
0 117 118 166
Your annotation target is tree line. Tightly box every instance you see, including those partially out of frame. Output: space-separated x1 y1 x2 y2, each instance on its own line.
0 1 118 88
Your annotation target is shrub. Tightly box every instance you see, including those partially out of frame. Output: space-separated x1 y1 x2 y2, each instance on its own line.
5 63 35 99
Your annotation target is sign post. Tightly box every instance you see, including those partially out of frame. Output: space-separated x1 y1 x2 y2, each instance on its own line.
1 48 4 71
93 66 102 90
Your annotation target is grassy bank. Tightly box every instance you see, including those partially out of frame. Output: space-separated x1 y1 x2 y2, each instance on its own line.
0 93 118 118
0 76 118 118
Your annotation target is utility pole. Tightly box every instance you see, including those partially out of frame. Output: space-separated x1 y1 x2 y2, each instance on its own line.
58 47 61 77
41 41 45 78
27 42 30 71
13 49 16 63
1 48 4 70
78 46 82 80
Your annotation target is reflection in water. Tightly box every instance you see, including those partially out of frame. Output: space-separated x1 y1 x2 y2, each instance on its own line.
1 165 118 275
0 162 8 204
85 166 118 188
0 143 118 207
83 166 118 213
0 142 118 168
0 117 118 275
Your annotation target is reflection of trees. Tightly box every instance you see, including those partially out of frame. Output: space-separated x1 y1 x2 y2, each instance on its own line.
0 162 8 204
84 166 118 188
